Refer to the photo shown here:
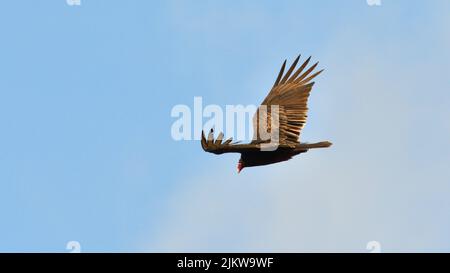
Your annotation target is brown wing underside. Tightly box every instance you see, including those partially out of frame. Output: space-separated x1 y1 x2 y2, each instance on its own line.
252 55 323 145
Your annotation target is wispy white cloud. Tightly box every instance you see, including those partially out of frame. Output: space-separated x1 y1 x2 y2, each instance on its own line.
142 1 450 252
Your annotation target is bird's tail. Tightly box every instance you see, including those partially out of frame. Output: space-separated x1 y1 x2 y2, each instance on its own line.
296 141 332 151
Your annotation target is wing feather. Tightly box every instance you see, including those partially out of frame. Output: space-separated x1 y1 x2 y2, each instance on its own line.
272 60 286 88
279 55 300 85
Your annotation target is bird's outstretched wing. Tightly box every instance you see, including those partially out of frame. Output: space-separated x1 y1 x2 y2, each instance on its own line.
252 55 323 145
201 129 264 154
201 128 331 154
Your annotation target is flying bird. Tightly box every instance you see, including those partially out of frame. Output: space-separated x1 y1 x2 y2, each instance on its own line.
201 55 332 173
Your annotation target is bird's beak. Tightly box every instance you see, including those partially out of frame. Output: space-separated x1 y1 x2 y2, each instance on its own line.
237 162 243 174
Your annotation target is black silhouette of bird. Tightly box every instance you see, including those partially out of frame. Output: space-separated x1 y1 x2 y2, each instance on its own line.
201 55 332 173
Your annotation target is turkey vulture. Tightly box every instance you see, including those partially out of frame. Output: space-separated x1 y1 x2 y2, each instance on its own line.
201 55 332 173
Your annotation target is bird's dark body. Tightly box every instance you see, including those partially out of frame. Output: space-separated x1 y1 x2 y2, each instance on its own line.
240 148 307 168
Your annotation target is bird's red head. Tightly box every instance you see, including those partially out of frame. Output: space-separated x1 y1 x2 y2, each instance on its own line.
237 161 244 174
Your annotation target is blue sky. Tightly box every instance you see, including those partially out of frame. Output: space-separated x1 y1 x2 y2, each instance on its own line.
0 0 450 252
